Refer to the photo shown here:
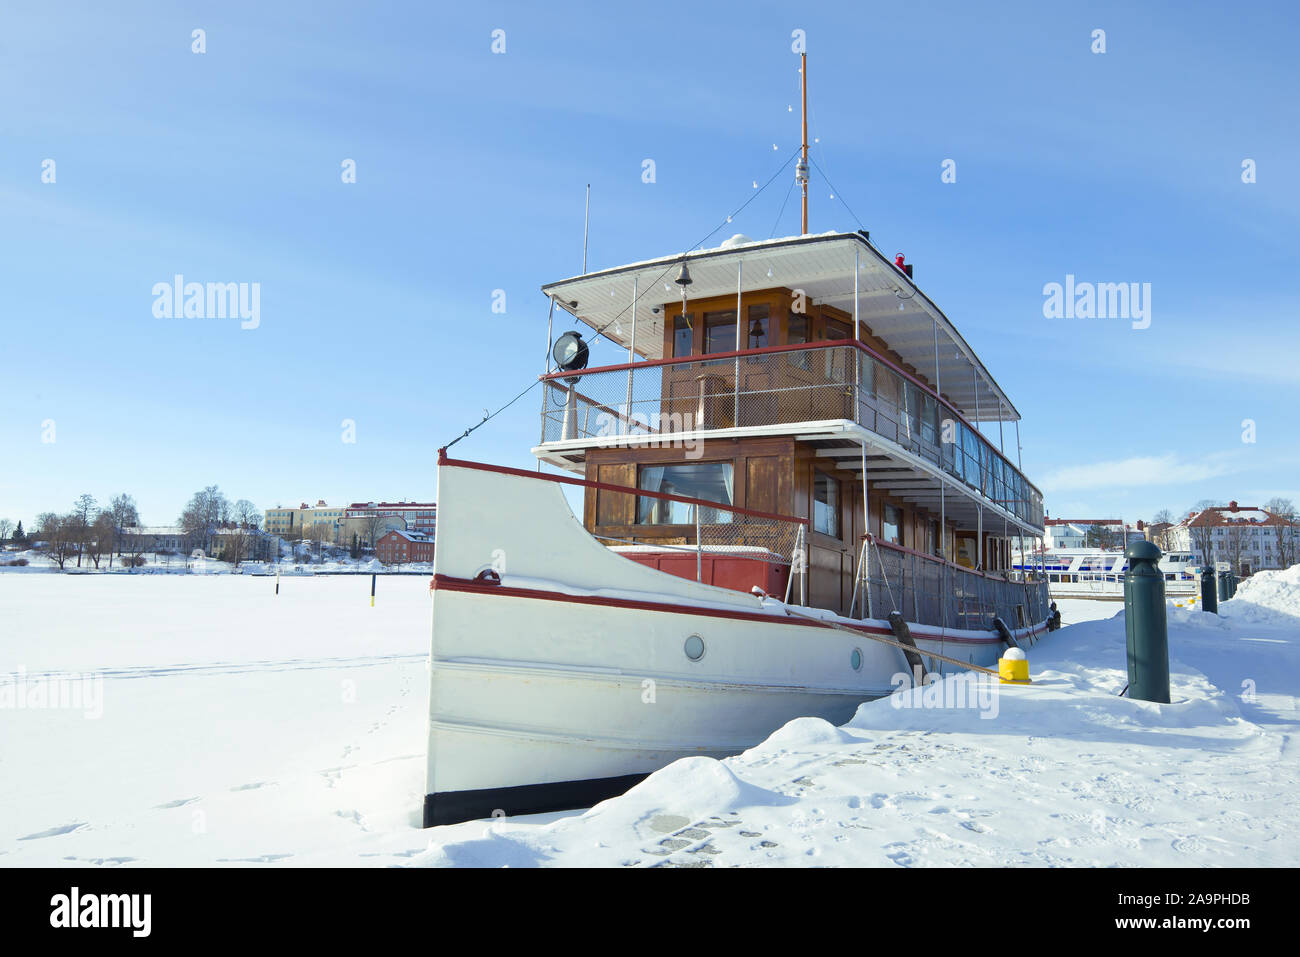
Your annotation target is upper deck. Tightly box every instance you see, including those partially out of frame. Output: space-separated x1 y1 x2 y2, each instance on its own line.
533 231 1044 536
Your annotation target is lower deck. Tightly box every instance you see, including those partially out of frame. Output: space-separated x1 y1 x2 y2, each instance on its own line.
573 432 1047 630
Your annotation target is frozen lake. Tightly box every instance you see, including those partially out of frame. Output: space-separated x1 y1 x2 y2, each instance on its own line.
2 572 1297 867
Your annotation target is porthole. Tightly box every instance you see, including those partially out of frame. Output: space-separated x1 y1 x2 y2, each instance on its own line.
850 648 862 672
684 635 705 661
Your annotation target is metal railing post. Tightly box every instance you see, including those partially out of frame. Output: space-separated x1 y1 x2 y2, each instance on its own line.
695 509 702 583
801 528 807 606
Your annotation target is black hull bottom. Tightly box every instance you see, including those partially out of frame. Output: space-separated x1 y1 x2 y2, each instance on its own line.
423 773 650 828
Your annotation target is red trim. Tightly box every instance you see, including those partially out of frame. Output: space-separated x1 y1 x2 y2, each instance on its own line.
439 456 810 526
539 340 1042 500
429 573 1048 645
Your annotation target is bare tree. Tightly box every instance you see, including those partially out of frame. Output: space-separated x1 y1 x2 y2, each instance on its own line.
179 486 230 553
1148 510 1176 552
361 512 388 549
1190 518 1215 569
232 499 262 529
69 493 98 567
0 518 12 545
38 512 75 570
1265 497 1297 568
1224 523 1246 576
107 493 140 561
122 528 148 570
87 513 115 569
220 527 253 569
108 493 140 528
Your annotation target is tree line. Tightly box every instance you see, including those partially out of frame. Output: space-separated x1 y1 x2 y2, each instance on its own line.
0 486 272 570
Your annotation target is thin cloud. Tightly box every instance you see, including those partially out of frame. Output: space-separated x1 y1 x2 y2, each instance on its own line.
1039 453 1241 492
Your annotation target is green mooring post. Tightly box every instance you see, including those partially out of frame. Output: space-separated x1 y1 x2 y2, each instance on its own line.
1200 566 1218 614
1123 541 1171 703
1217 570 1229 603
1230 573 1239 598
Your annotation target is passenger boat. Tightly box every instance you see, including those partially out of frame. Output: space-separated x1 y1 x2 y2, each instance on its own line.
423 58 1051 827
1012 546 1200 600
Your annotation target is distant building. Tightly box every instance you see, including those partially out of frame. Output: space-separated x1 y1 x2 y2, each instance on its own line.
1169 502 1297 575
345 502 437 545
119 526 187 552
265 500 348 542
1044 523 1086 549
376 529 434 565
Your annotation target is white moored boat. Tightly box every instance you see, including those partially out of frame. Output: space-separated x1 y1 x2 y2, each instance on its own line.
423 60 1052 826
1013 547 1200 600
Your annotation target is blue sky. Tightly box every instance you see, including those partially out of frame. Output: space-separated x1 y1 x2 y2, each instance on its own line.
2 0 1297 530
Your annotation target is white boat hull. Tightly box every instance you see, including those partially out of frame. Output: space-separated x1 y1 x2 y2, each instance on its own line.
424 460 1046 826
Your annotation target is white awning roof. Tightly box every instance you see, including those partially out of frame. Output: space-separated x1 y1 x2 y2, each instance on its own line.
540 231 1020 422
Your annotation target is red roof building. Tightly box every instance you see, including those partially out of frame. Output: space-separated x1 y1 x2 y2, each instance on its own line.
376 529 435 565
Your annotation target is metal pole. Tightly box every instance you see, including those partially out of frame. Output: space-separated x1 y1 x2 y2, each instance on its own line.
734 259 742 426
626 275 638 435
853 247 860 417
544 294 556 375
582 184 590 274
800 52 809 234
863 534 871 618
934 318 947 632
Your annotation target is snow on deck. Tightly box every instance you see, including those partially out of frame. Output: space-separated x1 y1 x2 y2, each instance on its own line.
2 570 1299 867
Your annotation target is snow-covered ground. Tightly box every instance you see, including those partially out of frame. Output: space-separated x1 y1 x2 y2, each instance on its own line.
2 571 1297 867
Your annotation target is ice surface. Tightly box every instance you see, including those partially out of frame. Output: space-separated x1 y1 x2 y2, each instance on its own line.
2 571 1297 867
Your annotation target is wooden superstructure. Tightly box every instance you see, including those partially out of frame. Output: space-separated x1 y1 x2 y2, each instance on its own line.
534 232 1045 620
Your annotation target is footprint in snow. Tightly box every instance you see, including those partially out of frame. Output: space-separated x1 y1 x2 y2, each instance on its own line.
154 797 199 809
19 822 88 840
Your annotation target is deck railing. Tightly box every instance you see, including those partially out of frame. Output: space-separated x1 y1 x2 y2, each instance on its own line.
855 536 1050 633
540 341 1044 529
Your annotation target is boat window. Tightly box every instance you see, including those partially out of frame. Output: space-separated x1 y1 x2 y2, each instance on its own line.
787 311 811 369
746 304 769 350
703 310 736 355
787 312 810 345
883 503 902 546
824 318 851 340
636 463 734 525
921 393 937 442
813 471 839 538
672 313 693 357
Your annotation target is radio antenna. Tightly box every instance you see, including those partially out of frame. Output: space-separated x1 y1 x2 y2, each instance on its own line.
582 184 590 274
798 52 809 234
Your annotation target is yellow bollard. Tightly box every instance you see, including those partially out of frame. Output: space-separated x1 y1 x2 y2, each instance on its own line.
999 647 1031 684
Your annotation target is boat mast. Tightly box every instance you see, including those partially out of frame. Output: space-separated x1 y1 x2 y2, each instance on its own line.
799 52 809 234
